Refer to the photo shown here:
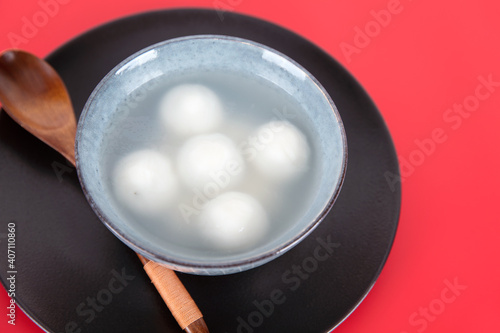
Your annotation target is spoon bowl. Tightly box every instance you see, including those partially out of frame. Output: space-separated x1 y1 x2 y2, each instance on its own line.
0 50 76 164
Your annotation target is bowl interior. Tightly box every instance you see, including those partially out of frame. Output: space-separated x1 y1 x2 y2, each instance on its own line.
75 35 346 274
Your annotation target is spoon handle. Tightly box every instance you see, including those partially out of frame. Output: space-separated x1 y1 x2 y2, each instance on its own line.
137 254 209 333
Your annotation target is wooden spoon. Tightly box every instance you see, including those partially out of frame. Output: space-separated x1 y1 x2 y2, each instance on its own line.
0 49 209 333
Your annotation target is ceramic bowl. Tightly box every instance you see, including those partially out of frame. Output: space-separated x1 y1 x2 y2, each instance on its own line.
75 35 347 275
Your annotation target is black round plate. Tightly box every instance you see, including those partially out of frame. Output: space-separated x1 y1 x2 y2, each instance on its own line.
0 9 400 333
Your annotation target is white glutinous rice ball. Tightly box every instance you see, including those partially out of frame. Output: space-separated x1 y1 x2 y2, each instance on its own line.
159 84 223 136
177 133 245 189
251 120 310 182
199 192 268 249
112 149 178 216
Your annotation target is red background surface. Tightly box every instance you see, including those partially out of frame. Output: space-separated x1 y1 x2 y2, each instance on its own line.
1 0 499 332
